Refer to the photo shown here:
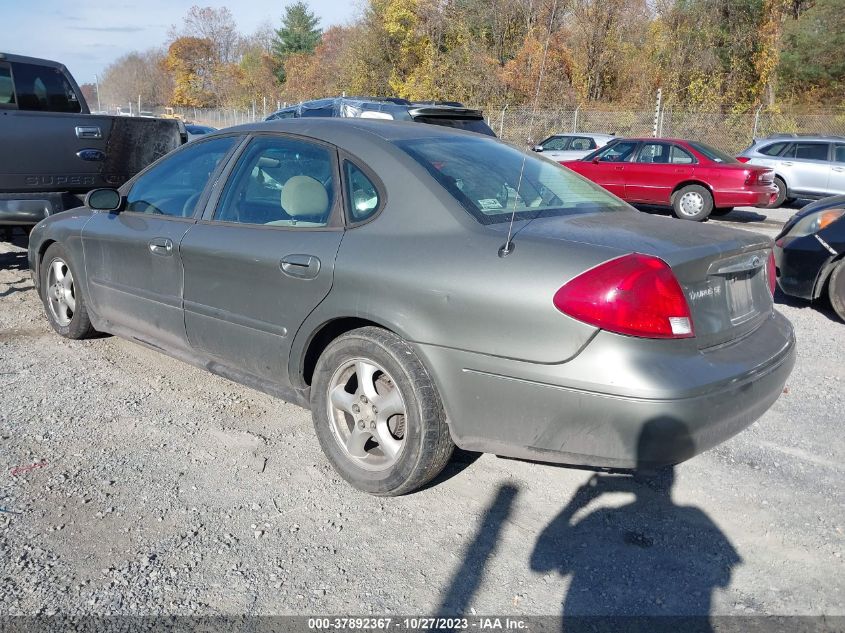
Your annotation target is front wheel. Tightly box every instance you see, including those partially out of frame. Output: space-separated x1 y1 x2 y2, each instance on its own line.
828 259 845 322
311 327 454 496
671 184 713 221
40 243 98 339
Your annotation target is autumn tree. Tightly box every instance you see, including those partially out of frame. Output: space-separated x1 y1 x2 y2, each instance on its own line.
164 37 217 107
99 49 172 109
169 6 241 64
272 1 322 81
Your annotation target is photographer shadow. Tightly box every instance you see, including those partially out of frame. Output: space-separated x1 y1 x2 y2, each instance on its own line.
530 417 741 632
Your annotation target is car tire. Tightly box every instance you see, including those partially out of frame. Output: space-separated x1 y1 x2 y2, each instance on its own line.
770 177 788 208
671 184 713 221
711 207 734 216
40 243 98 339
828 259 845 322
311 326 454 496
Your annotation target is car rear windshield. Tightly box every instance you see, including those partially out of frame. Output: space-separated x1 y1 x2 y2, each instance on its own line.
396 136 630 224
687 141 738 164
412 116 496 137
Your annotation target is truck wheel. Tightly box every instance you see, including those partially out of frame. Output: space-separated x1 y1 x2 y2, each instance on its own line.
828 259 845 322
311 327 454 496
40 243 97 339
672 185 712 221
769 177 788 208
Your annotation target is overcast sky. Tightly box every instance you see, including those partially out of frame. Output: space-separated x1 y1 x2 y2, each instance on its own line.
2 0 360 84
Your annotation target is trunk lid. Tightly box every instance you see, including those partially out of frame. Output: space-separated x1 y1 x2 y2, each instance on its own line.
509 210 775 348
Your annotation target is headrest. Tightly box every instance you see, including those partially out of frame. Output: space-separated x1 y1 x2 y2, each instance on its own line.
281 175 329 218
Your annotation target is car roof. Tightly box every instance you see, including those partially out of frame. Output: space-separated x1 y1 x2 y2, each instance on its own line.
219 117 491 146
753 134 845 143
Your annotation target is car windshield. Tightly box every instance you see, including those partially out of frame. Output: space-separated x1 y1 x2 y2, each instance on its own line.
396 136 630 224
687 141 738 164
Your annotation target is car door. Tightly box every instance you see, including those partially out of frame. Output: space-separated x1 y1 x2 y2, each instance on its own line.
624 142 696 204
575 140 638 198
830 144 845 195
81 135 240 351
180 134 345 386
0 59 115 196
539 135 571 161
779 142 831 195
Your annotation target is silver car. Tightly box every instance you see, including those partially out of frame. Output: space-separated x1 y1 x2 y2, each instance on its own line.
28 119 795 496
532 133 616 162
738 134 845 207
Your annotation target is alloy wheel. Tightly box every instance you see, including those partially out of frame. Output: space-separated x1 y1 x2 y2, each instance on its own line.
46 258 76 326
326 358 407 471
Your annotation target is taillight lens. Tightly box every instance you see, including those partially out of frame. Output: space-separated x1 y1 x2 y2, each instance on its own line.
736 157 751 163
767 251 776 295
553 253 694 339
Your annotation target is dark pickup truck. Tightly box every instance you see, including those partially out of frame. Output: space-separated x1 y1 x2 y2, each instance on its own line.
0 52 184 230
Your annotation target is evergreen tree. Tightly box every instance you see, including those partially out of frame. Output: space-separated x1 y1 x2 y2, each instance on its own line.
272 1 322 82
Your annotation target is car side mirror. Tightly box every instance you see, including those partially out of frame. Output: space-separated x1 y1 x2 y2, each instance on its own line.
85 188 122 212
591 156 601 164
532 145 544 152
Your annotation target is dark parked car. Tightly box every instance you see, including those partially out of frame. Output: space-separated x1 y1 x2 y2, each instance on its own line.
29 119 795 495
186 124 217 142
564 138 777 221
774 195 845 320
0 52 185 231
265 96 496 136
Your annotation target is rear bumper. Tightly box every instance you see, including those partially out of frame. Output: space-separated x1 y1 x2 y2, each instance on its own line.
416 311 795 469
0 192 78 226
713 187 777 209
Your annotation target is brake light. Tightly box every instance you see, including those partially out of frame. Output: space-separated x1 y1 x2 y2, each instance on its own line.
767 251 776 295
736 157 751 163
553 253 694 339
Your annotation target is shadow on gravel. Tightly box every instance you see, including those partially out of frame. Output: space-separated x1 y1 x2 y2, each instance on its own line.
435 483 520 616
0 247 29 273
774 287 842 324
530 418 741 632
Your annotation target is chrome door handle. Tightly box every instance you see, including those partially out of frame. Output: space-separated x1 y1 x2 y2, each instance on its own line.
614 165 624 171
148 237 173 255
280 254 320 279
75 126 102 139
833 167 845 172
782 161 794 166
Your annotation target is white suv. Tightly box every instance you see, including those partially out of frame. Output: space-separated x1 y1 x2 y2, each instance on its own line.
737 134 845 207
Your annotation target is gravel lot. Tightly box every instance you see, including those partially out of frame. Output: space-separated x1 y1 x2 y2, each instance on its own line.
1 205 843 618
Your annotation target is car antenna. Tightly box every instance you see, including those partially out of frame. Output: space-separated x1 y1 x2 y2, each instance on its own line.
501 0 558 258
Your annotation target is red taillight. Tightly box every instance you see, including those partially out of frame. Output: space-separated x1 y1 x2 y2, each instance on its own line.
767 251 776 295
553 253 694 339
736 157 751 163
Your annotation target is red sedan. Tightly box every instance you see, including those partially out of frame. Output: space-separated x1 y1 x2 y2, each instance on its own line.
562 138 777 221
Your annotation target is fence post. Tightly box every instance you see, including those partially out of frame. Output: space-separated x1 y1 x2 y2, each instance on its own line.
653 88 662 137
573 106 579 133
499 104 509 137
752 104 763 140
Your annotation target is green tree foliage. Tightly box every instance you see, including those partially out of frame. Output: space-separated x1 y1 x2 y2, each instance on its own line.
272 1 322 81
779 0 845 102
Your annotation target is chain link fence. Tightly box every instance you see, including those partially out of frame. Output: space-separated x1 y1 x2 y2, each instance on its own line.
482 106 845 153
160 104 845 154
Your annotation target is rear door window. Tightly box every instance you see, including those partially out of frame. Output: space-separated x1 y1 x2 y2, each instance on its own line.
759 142 789 156
10 62 81 113
834 145 845 164
570 137 597 151
215 136 336 227
0 64 15 106
784 142 830 161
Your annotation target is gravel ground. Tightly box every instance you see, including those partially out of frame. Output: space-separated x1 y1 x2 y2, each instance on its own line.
0 205 843 618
